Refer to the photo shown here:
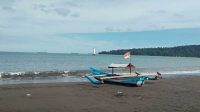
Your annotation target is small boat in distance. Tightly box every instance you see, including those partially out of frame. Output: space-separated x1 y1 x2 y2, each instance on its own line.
93 48 96 55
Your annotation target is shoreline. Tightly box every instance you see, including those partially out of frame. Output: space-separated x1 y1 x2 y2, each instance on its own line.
1 69 200 78
0 76 200 112
0 74 199 86
1 69 200 86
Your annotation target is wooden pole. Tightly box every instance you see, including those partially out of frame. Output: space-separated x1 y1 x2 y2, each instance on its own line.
112 68 114 74
129 52 132 75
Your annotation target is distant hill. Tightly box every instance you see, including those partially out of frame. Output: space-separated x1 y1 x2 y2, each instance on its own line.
99 45 200 57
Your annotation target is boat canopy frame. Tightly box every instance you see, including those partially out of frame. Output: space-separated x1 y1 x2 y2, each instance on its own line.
108 63 135 74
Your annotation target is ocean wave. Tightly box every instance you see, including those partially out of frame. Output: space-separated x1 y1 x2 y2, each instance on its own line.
1 69 200 79
0 71 69 79
161 70 200 75
0 70 90 79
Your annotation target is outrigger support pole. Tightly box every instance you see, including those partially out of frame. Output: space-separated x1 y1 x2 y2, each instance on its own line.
112 68 114 74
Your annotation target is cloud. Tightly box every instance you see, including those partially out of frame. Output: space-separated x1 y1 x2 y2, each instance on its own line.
54 8 71 17
0 0 15 13
33 4 49 13
173 13 184 18
62 1 79 7
0 0 200 52
149 10 167 15
70 12 80 18
105 27 123 32
32 1 81 18
1 6 15 12
1 0 200 33
0 0 15 6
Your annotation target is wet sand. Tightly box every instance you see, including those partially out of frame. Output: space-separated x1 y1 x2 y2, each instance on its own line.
0 76 200 112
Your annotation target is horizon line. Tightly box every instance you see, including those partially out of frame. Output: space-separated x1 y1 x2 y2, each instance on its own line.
0 44 199 54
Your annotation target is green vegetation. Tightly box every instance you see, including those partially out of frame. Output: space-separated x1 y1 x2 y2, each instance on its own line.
99 45 200 57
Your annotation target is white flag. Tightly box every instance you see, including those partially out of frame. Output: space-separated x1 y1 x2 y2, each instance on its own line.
124 52 131 59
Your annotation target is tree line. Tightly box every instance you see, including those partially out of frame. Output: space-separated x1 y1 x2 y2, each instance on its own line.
99 45 200 57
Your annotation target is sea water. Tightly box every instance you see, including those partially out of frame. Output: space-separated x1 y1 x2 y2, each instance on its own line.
0 52 200 84
1 52 200 73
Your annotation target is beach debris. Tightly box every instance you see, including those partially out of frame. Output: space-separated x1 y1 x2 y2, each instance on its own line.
115 91 125 97
26 93 31 97
92 85 100 88
133 94 145 100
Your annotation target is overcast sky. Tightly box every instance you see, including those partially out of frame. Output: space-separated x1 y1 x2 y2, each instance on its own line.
0 0 200 53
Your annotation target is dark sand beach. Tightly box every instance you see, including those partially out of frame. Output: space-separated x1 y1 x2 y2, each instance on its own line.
0 76 200 112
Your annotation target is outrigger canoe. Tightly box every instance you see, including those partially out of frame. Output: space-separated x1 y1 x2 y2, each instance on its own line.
85 63 150 87
85 51 162 87
89 66 162 80
85 74 147 87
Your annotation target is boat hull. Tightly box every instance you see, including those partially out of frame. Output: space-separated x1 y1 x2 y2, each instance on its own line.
97 76 146 87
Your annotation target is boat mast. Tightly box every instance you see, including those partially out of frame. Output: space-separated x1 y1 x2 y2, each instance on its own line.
129 52 132 75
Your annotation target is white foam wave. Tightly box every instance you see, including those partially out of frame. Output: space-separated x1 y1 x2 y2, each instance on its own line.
139 70 200 77
161 70 200 75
